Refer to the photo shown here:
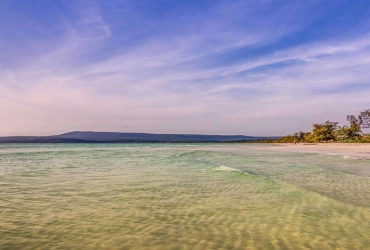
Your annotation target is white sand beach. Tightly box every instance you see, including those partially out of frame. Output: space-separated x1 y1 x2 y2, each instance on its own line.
268 143 370 159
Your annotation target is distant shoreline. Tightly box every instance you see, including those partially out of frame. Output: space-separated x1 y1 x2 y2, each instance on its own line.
0 131 280 143
0 141 369 144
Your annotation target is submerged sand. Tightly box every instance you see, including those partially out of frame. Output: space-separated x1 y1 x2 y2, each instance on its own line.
267 143 370 160
2 143 370 249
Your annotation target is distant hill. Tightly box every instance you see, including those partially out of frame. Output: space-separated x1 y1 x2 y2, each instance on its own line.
0 131 280 143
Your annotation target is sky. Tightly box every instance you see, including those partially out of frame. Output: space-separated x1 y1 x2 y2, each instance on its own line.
1 0 370 136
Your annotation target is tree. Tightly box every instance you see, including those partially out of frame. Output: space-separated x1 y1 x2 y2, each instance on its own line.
293 131 311 142
345 114 362 139
335 126 349 140
311 120 339 142
276 109 369 143
359 109 370 129
335 125 361 141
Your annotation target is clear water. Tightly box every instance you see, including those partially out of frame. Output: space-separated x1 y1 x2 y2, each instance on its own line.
1 143 370 249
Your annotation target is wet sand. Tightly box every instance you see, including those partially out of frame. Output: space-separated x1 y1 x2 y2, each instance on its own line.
267 143 370 159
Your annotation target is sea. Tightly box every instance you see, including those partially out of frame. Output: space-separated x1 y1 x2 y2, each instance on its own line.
1 143 370 249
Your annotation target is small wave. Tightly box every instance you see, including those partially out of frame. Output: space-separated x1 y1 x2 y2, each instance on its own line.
343 155 357 160
123 147 151 150
214 165 246 173
173 151 197 157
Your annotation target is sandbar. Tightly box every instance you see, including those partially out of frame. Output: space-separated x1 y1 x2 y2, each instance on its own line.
267 143 370 160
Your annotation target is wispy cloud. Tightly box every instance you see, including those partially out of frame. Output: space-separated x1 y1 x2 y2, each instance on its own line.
0 0 370 136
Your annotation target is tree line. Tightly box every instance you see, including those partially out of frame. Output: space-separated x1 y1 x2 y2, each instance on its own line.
277 109 370 143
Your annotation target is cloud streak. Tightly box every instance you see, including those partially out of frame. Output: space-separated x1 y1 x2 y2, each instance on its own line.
0 0 370 136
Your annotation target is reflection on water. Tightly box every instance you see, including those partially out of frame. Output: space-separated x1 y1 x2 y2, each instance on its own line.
1 144 370 249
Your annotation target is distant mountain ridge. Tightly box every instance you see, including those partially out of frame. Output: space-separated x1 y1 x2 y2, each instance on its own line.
0 131 280 143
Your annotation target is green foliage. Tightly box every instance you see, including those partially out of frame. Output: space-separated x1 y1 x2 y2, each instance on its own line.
277 135 298 143
274 109 369 143
335 125 361 141
333 113 363 142
277 131 312 143
296 131 312 142
360 134 370 142
310 120 339 142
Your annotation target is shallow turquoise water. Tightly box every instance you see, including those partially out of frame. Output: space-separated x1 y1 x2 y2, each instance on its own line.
1 143 370 249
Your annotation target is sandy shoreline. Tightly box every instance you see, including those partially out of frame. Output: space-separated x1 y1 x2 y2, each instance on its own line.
174 143 370 160
267 143 370 159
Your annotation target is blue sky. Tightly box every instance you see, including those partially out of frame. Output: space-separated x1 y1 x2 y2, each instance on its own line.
1 0 370 136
